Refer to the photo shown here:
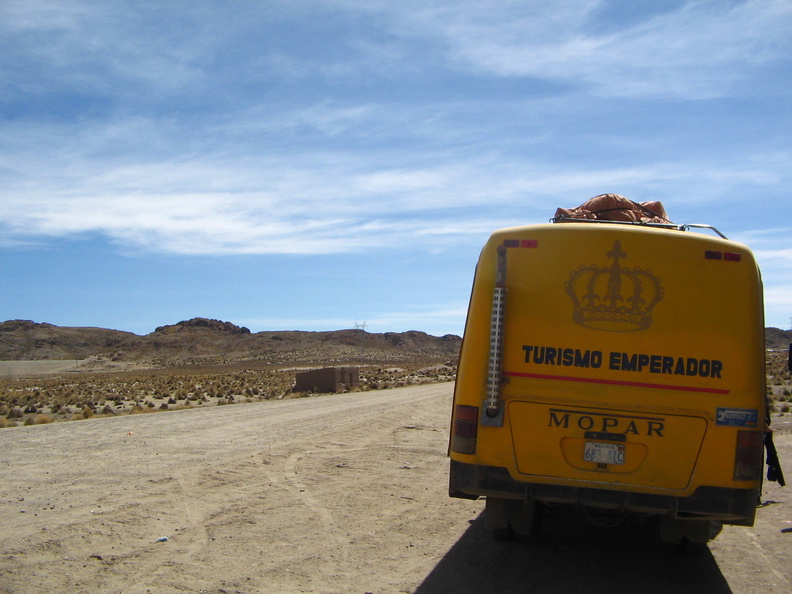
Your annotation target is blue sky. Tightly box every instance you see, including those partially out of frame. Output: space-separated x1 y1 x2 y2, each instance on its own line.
1 0 790 337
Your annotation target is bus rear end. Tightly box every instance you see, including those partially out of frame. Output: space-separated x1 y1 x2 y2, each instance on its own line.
449 221 768 544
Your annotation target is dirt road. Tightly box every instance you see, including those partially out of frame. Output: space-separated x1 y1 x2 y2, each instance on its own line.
1 383 790 593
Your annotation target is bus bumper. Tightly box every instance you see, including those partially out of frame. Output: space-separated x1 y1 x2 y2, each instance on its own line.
449 460 758 525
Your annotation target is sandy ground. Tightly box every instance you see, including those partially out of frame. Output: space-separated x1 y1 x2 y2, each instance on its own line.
0 358 156 378
0 360 82 377
0 383 790 593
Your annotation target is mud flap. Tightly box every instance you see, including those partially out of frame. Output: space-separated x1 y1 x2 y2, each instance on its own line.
485 497 542 541
765 430 786 486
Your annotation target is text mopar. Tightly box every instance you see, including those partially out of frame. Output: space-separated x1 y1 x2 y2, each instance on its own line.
548 409 665 437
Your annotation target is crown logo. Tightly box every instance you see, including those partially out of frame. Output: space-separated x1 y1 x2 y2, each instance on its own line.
565 241 664 332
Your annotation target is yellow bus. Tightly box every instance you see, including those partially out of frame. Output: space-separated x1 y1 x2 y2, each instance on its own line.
449 200 780 545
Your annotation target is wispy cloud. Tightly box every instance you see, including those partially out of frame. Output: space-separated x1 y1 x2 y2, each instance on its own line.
1 131 788 255
239 303 470 335
384 0 792 99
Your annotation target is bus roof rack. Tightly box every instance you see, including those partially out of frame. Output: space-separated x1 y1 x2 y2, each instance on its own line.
550 217 728 239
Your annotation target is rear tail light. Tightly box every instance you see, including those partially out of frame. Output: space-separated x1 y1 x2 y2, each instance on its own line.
705 250 742 262
451 405 479 454
733 430 763 481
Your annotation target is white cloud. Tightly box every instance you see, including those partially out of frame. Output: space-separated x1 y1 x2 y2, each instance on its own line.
1 138 788 256
1 1 790 257
373 0 792 99
5 1 790 103
239 303 469 335
363 305 469 335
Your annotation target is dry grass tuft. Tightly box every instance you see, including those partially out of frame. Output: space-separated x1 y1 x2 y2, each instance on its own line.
0 359 459 427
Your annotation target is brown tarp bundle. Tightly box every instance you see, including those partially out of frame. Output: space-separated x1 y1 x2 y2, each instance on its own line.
554 193 671 224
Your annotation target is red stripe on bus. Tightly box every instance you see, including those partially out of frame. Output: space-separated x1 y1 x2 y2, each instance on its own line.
502 371 731 394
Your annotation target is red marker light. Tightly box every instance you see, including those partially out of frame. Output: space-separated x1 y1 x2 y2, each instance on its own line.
503 239 538 248
705 250 741 262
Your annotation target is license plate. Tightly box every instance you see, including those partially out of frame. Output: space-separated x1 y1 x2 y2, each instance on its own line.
584 441 625 465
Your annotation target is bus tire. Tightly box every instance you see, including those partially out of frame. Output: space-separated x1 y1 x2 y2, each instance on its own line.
655 516 712 548
485 497 542 541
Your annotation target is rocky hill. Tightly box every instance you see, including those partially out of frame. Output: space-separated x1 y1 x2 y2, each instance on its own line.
0 318 462 366
766 327 792 350
0 320 141 361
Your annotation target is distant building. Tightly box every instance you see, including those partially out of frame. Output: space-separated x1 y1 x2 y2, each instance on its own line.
294 367 360 393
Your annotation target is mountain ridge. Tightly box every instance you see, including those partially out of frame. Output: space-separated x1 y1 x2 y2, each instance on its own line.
0 318 462 364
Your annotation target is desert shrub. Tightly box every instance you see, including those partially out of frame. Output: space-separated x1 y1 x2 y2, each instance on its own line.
101 404 118 416
82 406 94 419
0 356 446 424
34 414 53 424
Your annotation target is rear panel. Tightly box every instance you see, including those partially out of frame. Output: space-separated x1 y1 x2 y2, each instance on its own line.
450 223 765 509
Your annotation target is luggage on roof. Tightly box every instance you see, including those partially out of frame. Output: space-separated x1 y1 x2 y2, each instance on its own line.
554 193 671 224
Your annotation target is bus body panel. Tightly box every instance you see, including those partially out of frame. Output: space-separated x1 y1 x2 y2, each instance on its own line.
449 223 766 526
